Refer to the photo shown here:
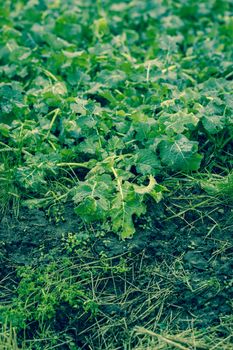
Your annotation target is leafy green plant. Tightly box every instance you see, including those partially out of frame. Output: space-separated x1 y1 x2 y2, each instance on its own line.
1 0 232 237
0 258 99 331
0 2 233 350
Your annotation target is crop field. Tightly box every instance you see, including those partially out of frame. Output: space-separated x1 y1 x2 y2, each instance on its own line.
0 0 233 349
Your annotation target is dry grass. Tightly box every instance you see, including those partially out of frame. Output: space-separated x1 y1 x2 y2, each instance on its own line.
0 324 19 350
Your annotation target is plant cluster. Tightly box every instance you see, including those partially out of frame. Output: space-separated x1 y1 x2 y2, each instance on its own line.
0 0 232 237
0 0 233 349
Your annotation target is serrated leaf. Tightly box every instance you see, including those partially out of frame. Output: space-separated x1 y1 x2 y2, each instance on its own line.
111 182 146 239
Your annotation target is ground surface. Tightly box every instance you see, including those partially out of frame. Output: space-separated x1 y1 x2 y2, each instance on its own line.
0 199 232 349
0 0 233 349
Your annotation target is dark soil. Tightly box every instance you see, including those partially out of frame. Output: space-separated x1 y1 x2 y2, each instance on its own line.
0 201 232 348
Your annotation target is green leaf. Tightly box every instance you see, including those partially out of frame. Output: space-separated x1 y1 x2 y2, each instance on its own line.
159 111 199 134
96 70 127 88
110 182 146 239
202 115 225 134
0 123 10 137
159 135 202 171
73 180 111 222
0 83 26 122
135 149 161 175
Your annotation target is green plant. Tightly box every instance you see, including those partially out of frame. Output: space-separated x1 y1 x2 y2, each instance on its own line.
0 258 99 333
0 1 233 348
0 0 232 236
